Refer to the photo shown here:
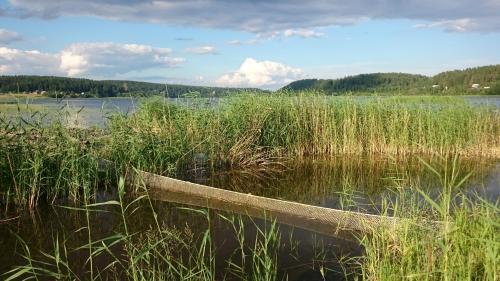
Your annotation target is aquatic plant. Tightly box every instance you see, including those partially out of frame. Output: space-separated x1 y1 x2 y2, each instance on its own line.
0 114 103 208
2 177 285 280
1 94 499 210
355 156 499 280
109 94 499 176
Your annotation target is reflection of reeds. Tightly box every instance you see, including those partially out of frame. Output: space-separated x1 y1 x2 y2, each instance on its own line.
205 156 496 214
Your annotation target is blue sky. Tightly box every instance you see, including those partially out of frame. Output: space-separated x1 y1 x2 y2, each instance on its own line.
0 0 499 89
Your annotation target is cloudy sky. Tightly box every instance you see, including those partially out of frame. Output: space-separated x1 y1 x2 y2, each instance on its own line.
0 0 499 89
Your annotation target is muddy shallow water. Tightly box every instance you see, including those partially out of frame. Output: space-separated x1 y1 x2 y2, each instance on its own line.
0 155 498 280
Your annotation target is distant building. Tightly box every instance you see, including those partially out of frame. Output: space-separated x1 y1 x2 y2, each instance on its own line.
471 84 480 89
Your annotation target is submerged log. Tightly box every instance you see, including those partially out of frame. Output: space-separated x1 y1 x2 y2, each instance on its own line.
98 159 445 238
128 170 403 239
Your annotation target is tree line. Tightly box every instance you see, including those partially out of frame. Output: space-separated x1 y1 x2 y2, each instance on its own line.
0 76 266 98
281 65 500 95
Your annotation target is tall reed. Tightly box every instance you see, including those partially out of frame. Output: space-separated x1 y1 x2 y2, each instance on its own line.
355 156 499 280
0 112 103 208
108 95 499 176
3 94 498 208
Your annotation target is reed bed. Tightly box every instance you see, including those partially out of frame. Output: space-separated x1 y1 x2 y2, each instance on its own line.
1 94 499 281
1 94 499 208
0 117 104 209
109 94 500 175
358 196 498 280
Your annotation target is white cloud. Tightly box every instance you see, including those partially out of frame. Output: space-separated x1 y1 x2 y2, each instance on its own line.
412 18 494 32
0 42 185 77
0 28 23 44
235 29 324 46
3 0 499 32
216 58 304 89
283 28 324 38
0 47 60 75
185 45 217 55
59 42 183 76
60 50 87 76
255 31 281 40
226 40 241 45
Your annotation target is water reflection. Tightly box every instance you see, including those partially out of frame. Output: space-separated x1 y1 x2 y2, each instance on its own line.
190 156 499 213
0 197 362 280
0 155 498 280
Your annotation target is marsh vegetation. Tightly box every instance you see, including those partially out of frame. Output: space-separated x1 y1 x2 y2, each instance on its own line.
0 93 498 280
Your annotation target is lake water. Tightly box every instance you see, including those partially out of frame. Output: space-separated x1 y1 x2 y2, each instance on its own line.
0 155 498 280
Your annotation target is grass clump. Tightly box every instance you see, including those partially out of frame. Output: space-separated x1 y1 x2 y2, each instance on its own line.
355 156 499 280
0 117 104 209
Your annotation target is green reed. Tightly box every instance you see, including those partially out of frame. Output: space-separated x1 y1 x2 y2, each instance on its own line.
1 94 499 208
108 94 499 176
355 156 499 280
3 176 285 281
0 114 104 209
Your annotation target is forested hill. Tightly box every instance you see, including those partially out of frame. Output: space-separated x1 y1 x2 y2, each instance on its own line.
0 76 267 97
283 73 428 93
282 65 500 94
431 65 500 90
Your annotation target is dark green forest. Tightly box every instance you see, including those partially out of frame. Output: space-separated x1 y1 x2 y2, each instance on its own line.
431 65 500 90
1 65 499 97
282 65 500 95
0 76 266 97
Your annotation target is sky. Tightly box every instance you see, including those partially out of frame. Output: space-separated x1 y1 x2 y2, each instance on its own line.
0 0 499 89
